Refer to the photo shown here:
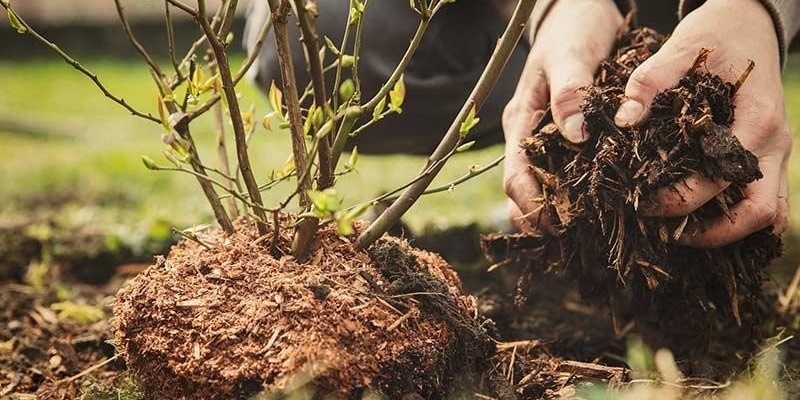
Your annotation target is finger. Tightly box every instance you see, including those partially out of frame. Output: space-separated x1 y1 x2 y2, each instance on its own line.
502 108 554 235
615 42 692 127
508 199 535 233
679 155 782 248
545 62 595 143
773 169 789 235
640 175 729 217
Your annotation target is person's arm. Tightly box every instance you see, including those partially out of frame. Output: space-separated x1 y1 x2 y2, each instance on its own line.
524 0 634 43
680 0 800 66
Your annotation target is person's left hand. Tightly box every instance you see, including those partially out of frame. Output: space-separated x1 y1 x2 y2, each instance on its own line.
613 0 792 247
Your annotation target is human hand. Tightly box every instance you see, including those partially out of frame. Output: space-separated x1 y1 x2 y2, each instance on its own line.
614 0 792 247
502 0 623 232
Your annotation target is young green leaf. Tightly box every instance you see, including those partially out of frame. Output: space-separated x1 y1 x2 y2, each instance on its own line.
459 104 480 137
316 119 335 139
389 75 406 114
323 36 341 56
349 0 364 23
308 188 342 218
346 146 359 169
335 213 355 235
373 96 387 120
7 9 26 34
268 81 284 115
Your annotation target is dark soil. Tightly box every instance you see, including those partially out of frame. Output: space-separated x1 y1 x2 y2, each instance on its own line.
0 282 130 399
484 27 783 360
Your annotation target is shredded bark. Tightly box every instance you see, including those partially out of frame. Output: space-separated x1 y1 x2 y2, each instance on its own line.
113 219 489 399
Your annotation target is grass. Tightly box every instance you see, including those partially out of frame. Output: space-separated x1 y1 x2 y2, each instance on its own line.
0 56 507 233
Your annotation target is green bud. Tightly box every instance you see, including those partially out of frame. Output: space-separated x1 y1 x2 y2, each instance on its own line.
225 32 234 45
338 78 355 103
141 156 159 170
345 105 363 119
340 55 355 68
316 120 335 139
455 141 475 153
311 106 325 128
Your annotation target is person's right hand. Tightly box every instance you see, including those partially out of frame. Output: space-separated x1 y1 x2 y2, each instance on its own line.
502 0 623 232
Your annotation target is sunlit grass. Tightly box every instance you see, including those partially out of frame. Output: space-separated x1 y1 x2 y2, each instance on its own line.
0 57 505 231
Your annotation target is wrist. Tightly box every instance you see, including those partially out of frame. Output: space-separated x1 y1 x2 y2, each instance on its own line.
685 0 784 65
526 0 627 44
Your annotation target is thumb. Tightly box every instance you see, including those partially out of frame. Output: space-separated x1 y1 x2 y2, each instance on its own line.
615 44 690 127
546 62 596 143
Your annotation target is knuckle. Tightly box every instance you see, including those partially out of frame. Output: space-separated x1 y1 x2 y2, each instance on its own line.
503 171 521 198
626 62 663 98
750 201 779 229
550 81 585 119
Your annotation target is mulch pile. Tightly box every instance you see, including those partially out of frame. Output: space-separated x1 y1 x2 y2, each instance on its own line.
484 27 782 353
113 219 493 399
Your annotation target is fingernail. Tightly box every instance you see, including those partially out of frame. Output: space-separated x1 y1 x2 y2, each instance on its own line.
562 114 587 143
614 99 644 127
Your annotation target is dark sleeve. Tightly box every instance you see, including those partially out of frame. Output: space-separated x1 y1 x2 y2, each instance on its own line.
525 0 635 43
680 0 799 66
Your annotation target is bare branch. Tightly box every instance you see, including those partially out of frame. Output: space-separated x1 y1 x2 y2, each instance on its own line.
164 0 183 78
356 0 536 249
197 0 269 234
291 0 334 193
0 5 160 123
114 0 166 79
267 0 317 259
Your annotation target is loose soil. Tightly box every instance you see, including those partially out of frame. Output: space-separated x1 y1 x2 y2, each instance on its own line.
484 26 783 359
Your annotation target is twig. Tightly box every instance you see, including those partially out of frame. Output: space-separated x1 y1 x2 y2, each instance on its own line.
164 0 183 79
779 264 800 313
114 0 165 79
152 75 235 234
355 0 535 249
361 16 428 112
210 60 239 218
292 0 334 189
216 0 238 39
164 0 196 16
55 355 119 384
1 5 159 123
351 0 369 94
332 0 355 111
267 0 316 259
197 0 269 234
188 17 273 121
172 227 213 250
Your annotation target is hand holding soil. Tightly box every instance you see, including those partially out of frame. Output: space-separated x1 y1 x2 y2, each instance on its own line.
505 0 792 246
615 0 791 248
502 0 623 233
